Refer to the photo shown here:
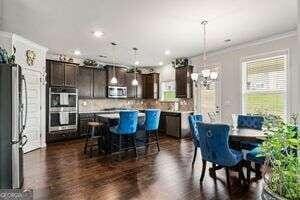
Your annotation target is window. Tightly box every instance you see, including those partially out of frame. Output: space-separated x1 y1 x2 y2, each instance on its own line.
242 55 287 118
161 81 176 101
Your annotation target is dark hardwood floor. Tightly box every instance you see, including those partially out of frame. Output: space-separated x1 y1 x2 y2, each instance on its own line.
24 137 263 200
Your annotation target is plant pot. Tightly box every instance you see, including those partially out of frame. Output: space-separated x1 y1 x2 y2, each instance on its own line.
261 186 285 200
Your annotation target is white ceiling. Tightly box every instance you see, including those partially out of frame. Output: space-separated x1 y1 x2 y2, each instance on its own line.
1 0 297 66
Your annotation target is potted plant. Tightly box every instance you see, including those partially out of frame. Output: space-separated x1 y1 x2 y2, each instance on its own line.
260 115 299 200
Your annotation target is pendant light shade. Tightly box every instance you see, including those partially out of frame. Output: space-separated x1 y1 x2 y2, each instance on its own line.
131 78 138 86
110 42 118 85
132 47 139 86
110 76 118 84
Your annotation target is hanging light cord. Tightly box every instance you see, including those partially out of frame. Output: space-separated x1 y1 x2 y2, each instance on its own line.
202 20 208 68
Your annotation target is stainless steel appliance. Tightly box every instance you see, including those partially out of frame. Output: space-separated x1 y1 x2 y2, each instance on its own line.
108 86 127 98
48 87 78 132
0 64 28 189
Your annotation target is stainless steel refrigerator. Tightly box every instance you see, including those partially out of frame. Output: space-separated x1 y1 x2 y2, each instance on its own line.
0 64 28 189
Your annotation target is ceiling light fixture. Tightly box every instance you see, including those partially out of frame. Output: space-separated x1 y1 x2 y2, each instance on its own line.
191 20 218 89
110 42 118 85
158 61 163 66
132 47 139 87
164 50 171 55
93 31 104 38
74 50 81 55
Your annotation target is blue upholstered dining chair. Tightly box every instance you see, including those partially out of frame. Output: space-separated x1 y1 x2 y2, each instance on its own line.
188 115 203 165
238 115 264 150
245 146 265 182
142 109 161 152
110 110 139 157
196 123 244 184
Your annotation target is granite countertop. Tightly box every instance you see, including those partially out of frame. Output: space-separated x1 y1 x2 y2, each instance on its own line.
79 109 194 114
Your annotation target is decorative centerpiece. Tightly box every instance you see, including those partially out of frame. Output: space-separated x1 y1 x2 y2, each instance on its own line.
260 114 299 200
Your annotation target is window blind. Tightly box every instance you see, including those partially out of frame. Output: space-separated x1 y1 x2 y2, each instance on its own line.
242 55 287 117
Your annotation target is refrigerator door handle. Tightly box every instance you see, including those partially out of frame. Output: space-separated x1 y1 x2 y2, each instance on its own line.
20 135 28 148
21 74 28 133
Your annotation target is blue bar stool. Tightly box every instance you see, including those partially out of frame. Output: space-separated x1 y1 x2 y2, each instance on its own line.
142 109 161 153
110 110 139 158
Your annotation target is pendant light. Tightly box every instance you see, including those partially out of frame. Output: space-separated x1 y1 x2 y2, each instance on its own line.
191 20 218 88
131 47 139 86
110 42 118 85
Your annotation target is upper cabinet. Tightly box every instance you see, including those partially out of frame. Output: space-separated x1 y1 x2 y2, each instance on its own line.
175 66 193 98
78 66 107 99
93 68 107 98
78 67 94 98
126 72 143 99
142 73 159 99
106 65 127 87
47 60 78 88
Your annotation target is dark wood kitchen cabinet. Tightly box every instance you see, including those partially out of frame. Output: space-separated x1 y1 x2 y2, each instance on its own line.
142 73 159 99
126 72 143 98
65 63 78 87
47 60 78 87
78 66 107 99
175 66 193 98
78 67 94 98
106 65 127 87
93 68 107 98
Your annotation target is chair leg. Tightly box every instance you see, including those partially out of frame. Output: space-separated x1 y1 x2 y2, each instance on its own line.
145 131 150 153
192 146 197 166
225 167 230 186
132 135 138 158
255 163 262 179
247 161 251 183
200 160 207 183
154 130 160 151
238 163 246 185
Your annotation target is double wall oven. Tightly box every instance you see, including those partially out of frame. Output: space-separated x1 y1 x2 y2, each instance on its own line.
49 87 78 132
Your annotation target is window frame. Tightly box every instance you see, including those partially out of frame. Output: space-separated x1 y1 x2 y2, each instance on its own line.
241 53 288 119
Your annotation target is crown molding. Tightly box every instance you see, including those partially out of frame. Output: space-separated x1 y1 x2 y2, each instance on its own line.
190 30 297 59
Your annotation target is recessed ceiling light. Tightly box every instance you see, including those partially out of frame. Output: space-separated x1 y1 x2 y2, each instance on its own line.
93 31 104 38
164 50 171 55
158 61 163 66
74 50 81 55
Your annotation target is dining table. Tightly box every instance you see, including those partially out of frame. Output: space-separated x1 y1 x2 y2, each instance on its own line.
96 112 146 154
229 128 266 141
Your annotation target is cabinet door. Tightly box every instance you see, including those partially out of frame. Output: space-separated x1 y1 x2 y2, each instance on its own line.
176 67 187 98
116 67 127 87
126 73 136 98
50 61 65 86
93 69 107 98
65 63 78 87
78 67 93 98
136 74 143 98
142 74 153 99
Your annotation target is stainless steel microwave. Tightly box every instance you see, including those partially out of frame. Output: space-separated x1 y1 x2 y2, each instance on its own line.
108 86 127 98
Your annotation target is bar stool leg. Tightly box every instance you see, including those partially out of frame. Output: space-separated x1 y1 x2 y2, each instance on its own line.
90 126 95 158
84 126 90 154
133 135 137 158
155 130 160 151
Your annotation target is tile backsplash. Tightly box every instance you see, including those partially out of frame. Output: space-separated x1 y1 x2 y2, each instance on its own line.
78 99 194 113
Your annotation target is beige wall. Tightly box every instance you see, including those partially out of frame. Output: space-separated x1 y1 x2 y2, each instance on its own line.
190 33 299 123
158 32 299 123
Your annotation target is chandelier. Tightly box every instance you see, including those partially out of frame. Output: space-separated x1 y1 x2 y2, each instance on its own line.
191 20 218 89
